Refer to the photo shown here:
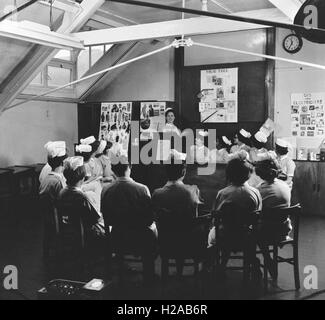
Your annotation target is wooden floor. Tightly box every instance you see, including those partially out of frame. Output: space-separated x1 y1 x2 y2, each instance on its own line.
0 196 325 300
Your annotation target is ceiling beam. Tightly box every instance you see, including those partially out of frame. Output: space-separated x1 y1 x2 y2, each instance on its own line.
74 8 290 46
91 13 125 27
267 0 302 21
0 0 105 114
107 0 323 34
0 20 84 50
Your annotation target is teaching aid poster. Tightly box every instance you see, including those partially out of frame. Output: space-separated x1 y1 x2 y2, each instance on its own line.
140 102 166 140
200 68 238 123
291 93 325 138
99 102 132 157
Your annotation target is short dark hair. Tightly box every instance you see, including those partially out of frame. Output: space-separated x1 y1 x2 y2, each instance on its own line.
48 155 67 171
251 136 266 150
103 141 113 154
63 165 86 186
276 144 288 156
255 159 280 182
226 158 252 185
237 131 252 147
111 156 132 177
165 109 175 118
83 140 101 162
165 161 186 181
217 136 231 152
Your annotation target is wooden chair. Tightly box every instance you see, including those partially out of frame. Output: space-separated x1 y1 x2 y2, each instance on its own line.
107 227 158 285
156 208 211 281
213 204 261 283
39 194 60 261
258 204 301 291
55 202 90 279
0 168 14 217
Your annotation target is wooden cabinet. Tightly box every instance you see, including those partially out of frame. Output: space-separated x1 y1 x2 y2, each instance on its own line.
293 161 325 216
316 163 325 216
0 169 13 217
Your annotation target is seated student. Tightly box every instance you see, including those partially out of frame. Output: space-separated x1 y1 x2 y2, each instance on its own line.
209 136 232 163
249 131 269 163
57 157 105 250
39 141 67 203
79 136 104 183
97 141 116 184
275 139 296 189
247 131 270 188
189 131 210 164
255 159 292 279
39 141 68 185
101 157 157 283
76 137 103 213
208 158 262 268
230 129 252 154
111 135 124 157
152 156 206 263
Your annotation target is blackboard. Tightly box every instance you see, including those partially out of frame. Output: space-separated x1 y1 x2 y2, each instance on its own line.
179 61 267 136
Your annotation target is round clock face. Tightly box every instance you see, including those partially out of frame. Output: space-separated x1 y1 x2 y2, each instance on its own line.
283 34 303 54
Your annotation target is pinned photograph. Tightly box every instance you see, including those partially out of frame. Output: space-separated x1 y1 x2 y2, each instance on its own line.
217 88 224 99
291 106 299 114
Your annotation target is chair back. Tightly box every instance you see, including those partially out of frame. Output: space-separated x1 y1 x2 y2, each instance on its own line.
262 204 301 243
156 206 210 257
215 203 260 234
214 203 260 251
56 201 86 256
39 193 60 236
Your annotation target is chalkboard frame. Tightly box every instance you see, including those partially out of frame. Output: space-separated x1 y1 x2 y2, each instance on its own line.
179 61 267 135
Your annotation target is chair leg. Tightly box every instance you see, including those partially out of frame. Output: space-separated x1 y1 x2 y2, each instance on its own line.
161 258 169 281
176 259 184 278
116 254 124 283
263 260 268 292
273 245 279 281
293 244 300 290
243 249 250 284
143 255 155 285
194 260 200 276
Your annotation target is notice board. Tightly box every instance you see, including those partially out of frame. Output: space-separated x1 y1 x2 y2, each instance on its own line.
180 61 267 128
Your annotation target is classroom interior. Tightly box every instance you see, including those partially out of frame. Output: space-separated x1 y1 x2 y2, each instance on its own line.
0 0 325 301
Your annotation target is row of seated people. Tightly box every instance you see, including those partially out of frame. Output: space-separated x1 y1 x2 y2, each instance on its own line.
39 137 115 215
190 129 295 189
39 141 293 284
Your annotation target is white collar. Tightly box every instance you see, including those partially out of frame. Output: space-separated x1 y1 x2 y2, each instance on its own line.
165 179 184 187
278 154 288 160
49 171 63 178
116 177 133 182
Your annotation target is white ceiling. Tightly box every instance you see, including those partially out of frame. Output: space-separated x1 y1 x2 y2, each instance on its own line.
100 0 276 24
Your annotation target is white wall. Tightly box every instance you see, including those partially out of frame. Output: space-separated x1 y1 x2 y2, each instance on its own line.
185 29 266 66
0 100 78 167
274 28 325 148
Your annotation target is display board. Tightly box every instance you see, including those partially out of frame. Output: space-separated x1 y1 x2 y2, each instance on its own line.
181 61 267 129
291 93 325 138
99 102 132 157
199 68 238 123
140 101 167 140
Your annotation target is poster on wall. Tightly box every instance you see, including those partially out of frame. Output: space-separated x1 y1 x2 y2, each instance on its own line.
200 68 238 123
99 102 132 157
140 102 166 140
291 93 325 138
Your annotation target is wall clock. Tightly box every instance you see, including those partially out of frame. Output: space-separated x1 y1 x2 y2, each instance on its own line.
283 34 303 54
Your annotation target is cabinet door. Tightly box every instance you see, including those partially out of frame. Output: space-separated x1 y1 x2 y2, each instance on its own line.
316 163 325 216
293 162 318 215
